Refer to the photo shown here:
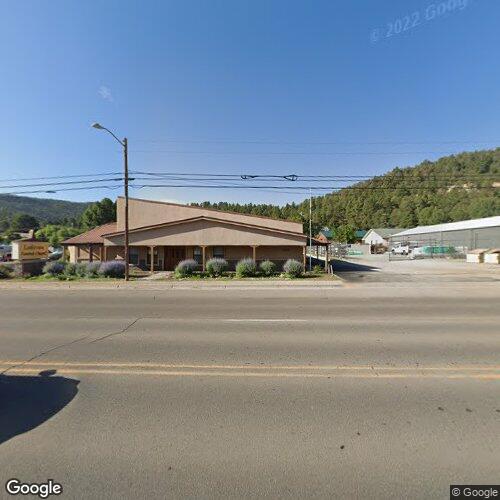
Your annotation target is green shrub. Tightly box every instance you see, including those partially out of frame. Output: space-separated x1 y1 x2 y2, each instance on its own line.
0 264 12 279
206 258 227 277
75 262 88 277
312 264 324 274
85 262 101 278
99 260 126 278
235 258 257 278
64 262 78 276
259 260 276 276
283 259 304 278
175 259 198 277
43 260 66 276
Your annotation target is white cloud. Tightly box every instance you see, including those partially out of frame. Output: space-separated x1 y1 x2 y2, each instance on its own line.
98 85 113 102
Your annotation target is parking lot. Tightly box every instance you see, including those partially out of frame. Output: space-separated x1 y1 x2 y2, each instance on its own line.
332 255 500 284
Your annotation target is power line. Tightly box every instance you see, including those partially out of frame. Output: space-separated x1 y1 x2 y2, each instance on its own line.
0 172 122 183
132 138 500 146
0 177 123 190
128 149 464 156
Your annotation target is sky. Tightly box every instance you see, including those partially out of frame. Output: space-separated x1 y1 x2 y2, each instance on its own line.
0 0 499 206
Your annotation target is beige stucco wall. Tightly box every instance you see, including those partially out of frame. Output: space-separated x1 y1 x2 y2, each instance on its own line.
68 245 102 263
116 197 303 235
105 218 306 248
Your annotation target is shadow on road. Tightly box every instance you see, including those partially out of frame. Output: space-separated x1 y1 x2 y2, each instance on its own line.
332 259 380 273
0 371 79 445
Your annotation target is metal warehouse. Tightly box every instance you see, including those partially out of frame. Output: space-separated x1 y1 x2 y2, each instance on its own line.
389 216 500 250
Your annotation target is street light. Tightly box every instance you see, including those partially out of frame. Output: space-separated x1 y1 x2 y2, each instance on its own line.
92 122 130 281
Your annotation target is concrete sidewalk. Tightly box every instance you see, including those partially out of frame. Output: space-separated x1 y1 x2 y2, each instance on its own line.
0 278 343 290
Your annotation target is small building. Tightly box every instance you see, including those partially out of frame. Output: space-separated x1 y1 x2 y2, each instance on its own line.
315 227 333 244
62 197 329 271
362 228 407 247
389 216 500 251
484 249 500 264
354 230 367 242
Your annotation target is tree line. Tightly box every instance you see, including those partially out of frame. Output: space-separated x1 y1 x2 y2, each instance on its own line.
193 149 500 235
0 198 116 246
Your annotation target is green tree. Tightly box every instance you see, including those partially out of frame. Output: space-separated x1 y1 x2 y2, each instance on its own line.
35 224 82 247
80 198 116 229
334 224 356 243
10 213 40 232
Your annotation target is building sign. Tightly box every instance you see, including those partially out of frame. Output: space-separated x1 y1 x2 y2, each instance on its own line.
12 240 49 261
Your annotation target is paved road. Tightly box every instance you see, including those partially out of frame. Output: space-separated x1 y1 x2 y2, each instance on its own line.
1 285 499 499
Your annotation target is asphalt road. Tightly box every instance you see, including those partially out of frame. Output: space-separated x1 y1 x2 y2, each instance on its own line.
1 284 499 499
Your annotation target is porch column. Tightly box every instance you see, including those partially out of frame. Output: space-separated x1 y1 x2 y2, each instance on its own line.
62 246 68 262
89 244 93 263
325 244 329 273
252 245 257 262
150 246 155 273
99 246 103 261
303 246 306 269
201 246 206 271
316 246 319 260
103 245 108 262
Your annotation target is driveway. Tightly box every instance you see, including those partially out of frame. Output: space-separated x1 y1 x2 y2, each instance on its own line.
332 255 500 284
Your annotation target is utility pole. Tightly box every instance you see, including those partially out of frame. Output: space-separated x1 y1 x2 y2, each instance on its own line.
92 123 130 281
309 188 312 271
123 138 130 281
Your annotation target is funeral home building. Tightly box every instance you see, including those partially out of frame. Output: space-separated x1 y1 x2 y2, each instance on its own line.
62 197 309 271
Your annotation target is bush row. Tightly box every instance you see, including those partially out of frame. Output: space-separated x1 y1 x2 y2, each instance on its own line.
43 260 125 279
175 258 305 278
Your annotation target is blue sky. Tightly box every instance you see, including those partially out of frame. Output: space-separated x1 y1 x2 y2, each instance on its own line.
0 0 498 205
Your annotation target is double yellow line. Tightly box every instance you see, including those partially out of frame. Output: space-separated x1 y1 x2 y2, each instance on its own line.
2 360 500 379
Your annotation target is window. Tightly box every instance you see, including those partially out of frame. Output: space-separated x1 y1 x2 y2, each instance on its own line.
193 246 202 264
212 246 224 259
129 247 139 265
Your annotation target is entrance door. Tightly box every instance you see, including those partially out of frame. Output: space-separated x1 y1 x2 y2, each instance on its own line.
164 247 186 270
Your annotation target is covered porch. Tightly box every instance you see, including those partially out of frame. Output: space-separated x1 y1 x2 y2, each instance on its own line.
103 244 306 272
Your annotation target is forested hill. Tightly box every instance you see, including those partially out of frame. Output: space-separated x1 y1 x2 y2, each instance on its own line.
0 194 91 224
192 149 500 230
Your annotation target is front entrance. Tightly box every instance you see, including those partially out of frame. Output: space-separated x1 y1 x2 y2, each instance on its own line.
164 246 186 270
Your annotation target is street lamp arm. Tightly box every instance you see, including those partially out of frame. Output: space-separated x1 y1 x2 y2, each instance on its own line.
101 127 125 147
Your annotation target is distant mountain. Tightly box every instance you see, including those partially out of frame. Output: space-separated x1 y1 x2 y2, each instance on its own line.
0 194 92 224
193 148 500 229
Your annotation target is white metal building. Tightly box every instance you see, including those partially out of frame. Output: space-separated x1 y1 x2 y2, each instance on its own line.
362 228 407 247
390 216 500 250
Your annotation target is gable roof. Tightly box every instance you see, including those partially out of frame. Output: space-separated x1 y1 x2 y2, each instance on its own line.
363 228 407 240
103 215 307 240
319 229 333 239
61 222 117 245
391 216 500 238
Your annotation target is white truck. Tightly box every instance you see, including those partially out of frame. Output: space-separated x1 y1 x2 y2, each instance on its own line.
390 244 411 256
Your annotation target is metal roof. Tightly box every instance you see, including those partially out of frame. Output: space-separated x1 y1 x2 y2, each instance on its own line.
391 216 500 238
363 228 407 239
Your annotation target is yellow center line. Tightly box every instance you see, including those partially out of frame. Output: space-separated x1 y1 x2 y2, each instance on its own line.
3 367 500 379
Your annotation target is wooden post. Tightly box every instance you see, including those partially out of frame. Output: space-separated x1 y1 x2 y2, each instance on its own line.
325 244 329 273
202 246 206 271
150 246 155 273
303 246 306 269
103 245 108 262
252 245 257 262
316 246 319 260
89 245 93 263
